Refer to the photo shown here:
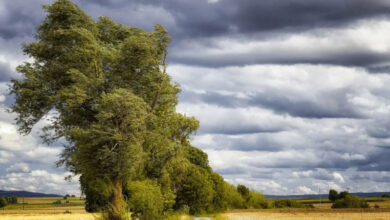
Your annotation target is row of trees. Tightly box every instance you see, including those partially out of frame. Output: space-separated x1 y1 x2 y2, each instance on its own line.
10 1 266 219
83 145 268 218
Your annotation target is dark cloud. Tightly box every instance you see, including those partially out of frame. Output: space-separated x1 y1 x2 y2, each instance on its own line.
180 89 364 119
88 0 390 38
2 0 390 68
0 62 13 82
0 0 50 39
171 48 390 69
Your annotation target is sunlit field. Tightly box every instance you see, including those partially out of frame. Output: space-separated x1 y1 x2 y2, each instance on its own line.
217 211 390 220
2 197 390 219
0 213 97 220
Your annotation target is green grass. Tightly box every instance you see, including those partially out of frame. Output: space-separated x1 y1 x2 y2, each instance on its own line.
2 197 85 210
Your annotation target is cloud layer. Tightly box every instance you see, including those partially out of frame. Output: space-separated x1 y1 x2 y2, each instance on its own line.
1 0 390 195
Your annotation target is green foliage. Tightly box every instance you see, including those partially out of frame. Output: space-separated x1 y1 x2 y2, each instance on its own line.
127 180 165 220
273 199 304 208
175 166 214 214
53 200 62 205
331 195 369 209
338 191 349 200
3 196 17 204
81 174 109 212
237 185 250 201
247 191 267 209
223 183 246 209
0 197 8 208
382 194 390 198
184 146 211 171
328 189 338 202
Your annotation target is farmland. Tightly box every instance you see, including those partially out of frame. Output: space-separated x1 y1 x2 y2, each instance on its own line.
2 197 390 219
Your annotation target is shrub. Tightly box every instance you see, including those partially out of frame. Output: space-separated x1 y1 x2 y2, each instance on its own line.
127 180 165 220
174 167 214 214
224 183 245 209
53 200 62 204
382 194 390 198
338 191 349 200
247 191 267 209
0 197 8 208
331 195 369 208
273 199 304 208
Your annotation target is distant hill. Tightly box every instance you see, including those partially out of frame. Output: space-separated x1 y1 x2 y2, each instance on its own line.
266 192 390 199
0 190 62 197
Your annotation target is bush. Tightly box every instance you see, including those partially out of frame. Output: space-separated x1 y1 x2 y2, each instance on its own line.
331 195 369 209
338 191 349 200
53 200 62 204
224 183 245 209
382 194 390 198
127 180 165 220
0 197 8 208
273 199 304 208
247 191 267 209
174 167 214 214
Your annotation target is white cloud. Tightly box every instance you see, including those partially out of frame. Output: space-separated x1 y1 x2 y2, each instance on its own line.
333 172 345 183
0 169 79 196
6 162 30 173
297 186 316 195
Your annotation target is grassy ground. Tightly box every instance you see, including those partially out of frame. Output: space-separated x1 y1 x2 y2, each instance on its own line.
0 197 86 214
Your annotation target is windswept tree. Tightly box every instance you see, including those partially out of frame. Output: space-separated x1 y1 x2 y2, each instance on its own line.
11 1 268 218
10 0 198 219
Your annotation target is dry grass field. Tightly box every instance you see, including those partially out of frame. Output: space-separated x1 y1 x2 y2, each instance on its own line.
217 211 390 220
0 213 98 220
2 197 390 219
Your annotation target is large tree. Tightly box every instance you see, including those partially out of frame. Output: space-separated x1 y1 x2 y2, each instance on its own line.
10 0 198 219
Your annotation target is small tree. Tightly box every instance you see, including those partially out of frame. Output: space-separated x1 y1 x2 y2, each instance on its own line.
328 189 338 202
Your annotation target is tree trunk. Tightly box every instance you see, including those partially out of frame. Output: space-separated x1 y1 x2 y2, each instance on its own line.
108 178 123 220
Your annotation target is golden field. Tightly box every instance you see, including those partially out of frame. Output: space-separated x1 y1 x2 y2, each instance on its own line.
2 197 390 219
2 211 390 220
0 213 97 220
217 211 390 220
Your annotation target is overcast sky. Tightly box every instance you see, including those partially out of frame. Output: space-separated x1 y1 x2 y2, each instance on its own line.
1 0 390 196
